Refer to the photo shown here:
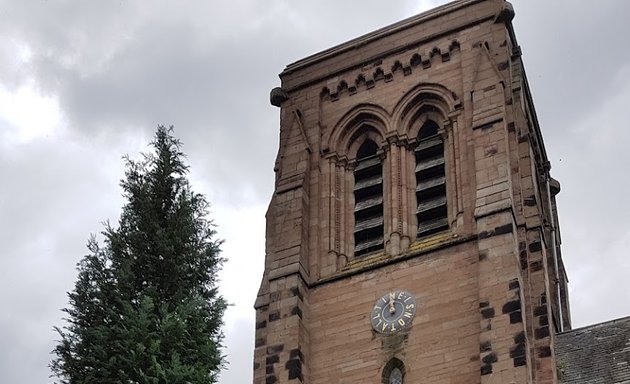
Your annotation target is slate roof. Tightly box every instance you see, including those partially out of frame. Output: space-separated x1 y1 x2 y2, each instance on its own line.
555 316 630 383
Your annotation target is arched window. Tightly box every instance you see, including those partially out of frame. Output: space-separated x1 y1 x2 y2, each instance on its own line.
415 120 448 237
389 367 403 384
382 358 405 384
353 139 384 256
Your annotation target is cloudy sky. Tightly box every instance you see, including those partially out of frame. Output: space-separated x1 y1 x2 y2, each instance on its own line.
0 0 629 383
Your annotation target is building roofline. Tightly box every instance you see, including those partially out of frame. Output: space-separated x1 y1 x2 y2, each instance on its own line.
281 0 487 76
557 315 630 336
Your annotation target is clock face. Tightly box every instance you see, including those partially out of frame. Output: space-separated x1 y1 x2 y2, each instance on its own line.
371 290 417 334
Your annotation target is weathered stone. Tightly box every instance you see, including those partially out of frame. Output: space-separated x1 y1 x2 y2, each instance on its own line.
254 1 572 383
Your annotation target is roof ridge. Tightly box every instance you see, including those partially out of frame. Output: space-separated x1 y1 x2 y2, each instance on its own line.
558 315 630 335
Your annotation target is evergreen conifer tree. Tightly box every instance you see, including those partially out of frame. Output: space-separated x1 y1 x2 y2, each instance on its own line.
52 126 226 384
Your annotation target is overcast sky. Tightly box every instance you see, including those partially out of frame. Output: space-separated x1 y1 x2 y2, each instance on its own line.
0 1 629 383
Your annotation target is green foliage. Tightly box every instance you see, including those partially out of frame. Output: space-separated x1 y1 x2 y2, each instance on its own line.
52 126 226 384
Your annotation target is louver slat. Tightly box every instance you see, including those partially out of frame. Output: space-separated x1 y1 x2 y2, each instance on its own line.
355 196 383 211
354 156 380 172
415 156 445 172
417 217 449 236
414 136 442 152
416 196 447 214
354 175 383 191
354 236 384 254
354 216 384 232
416 176 446 192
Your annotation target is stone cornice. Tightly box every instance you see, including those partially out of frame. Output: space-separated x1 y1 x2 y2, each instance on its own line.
320 40 461 104
282 0 486 76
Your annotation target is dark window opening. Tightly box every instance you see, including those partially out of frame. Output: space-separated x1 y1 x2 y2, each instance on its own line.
382 358 405 384
354 139 384 256
415 120 448 237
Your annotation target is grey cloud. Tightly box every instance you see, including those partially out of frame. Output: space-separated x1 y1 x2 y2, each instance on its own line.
511 0 630 327
1 1 629 383
0 2 429 383
512 0 630 135
0 136 138 384
1 0 424 207
219 317 255 383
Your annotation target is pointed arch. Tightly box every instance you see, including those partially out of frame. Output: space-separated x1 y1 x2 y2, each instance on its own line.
357 139 379 159
324 103 390 158
338 80 348 94
410 53 422 67
391 61 403 74
382 358 406 384
374 67 385 81
392 82 458 137
392 83 455 239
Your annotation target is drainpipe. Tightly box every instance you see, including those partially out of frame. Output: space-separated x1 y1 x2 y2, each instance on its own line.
544 162 563 332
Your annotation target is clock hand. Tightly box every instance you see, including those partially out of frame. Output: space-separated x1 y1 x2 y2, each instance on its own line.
389 297 396 314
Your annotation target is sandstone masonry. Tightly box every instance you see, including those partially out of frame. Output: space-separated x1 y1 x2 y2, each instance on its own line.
255 1 570 383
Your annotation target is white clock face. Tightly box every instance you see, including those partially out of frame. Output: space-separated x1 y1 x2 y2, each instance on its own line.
371 291 417 334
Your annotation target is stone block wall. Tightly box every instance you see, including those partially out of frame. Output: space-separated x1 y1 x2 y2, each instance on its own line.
254 1 569 383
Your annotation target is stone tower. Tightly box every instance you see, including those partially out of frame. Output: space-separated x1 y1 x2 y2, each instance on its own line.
254 0 570 383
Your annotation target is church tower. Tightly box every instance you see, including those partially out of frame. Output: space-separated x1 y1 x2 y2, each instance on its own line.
254 1 570 383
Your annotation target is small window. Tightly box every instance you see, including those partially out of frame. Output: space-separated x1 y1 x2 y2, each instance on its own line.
389 367 403 384
353 139 384 256
382 358 405 384
415 120 448 237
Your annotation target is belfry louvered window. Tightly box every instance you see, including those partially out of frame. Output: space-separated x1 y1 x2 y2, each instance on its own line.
415 120 448 237
353 139 384 256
